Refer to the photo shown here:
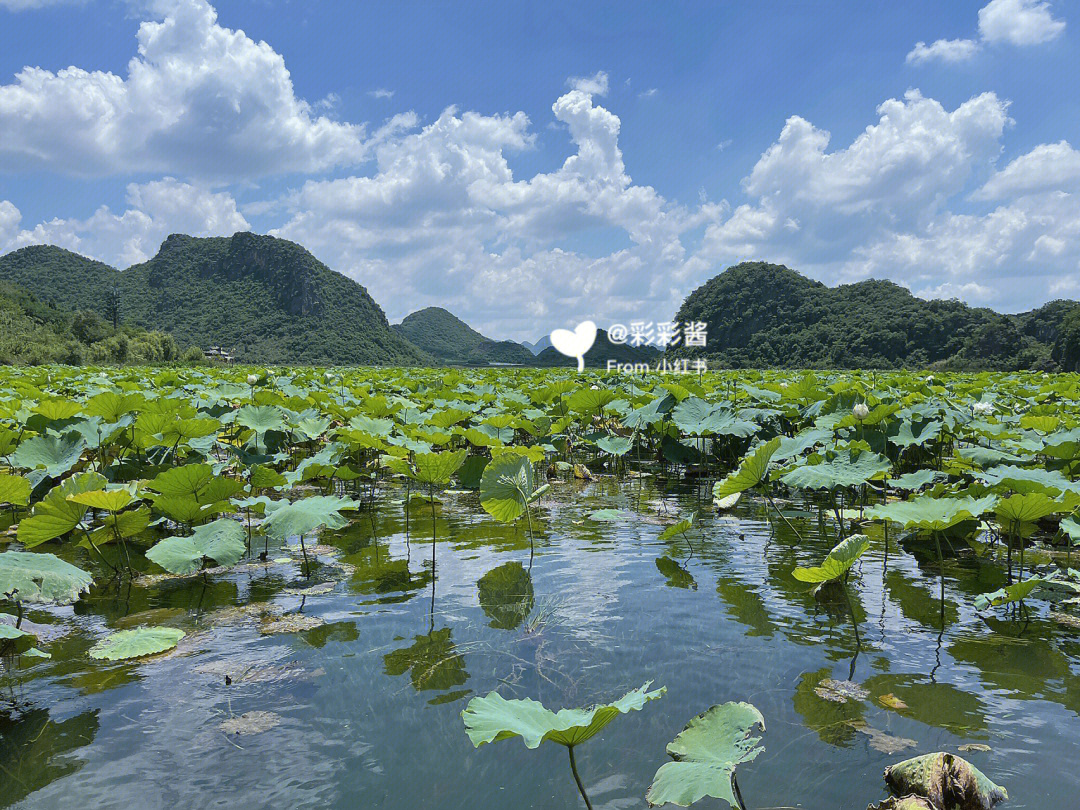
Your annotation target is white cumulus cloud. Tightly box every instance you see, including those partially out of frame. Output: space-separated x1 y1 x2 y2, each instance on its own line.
907 0 1065 65
906 38 980 65
974 140 1080 199
978 0 1066 45
0 0 366 179
1 179 248 267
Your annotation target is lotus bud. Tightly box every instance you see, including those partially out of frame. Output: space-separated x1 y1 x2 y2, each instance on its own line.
246 373 259 386
852 403 870 421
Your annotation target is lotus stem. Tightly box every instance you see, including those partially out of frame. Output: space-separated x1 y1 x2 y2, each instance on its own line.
731 772 748 810
567 745 593 810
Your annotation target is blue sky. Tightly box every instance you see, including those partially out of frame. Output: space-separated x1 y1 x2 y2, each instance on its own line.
1 0 1078 340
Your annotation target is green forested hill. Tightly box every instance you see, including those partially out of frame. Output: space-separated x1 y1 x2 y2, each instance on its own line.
5 240 1079 370
0 233 427 366
0 281 184 365
672 262 1080 371
392 307 534 365
118 233 426 365
0 245 120 312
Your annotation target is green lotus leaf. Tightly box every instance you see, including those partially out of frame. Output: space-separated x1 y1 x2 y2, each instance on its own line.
568 387 617 417
781 447 891 490
793 534 871 584
17 472 108 547
1061 516 1080 546
994 492 1064 524
596 434 633 456
974 577 1046 610
67 489 136 512
262 494 363 540
889 420 942 450
32 399 83 422
462 682 665 749
249 464 287 490
0 473 31 507
646 702 766 808
160 417 220 443
976 465 1076 496
145 464 215 498
864 494 998 532
0 550 93 605
410 449 468 486
89 627 185 661
146 518 246 575
889 469 946 492
658 514 696 542
0 622 39 655
713 438 781 498
10 432 87 480
480 455 542 524
235 404 288 433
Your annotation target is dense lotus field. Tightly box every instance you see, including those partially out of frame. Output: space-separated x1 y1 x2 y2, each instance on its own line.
3 365 1080 809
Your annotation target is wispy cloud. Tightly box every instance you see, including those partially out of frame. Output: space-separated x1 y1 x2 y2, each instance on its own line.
368 88 395 99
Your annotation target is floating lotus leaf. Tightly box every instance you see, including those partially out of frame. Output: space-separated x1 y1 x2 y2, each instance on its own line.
89 627 185 661
645 701 765 808
0 550 93 604
462 682 665 749
793 535 870 584
883 752 1007 810
0 622 38 655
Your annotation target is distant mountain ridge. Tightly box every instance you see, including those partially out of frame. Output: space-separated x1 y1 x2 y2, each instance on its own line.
0 233 426 366
392 307 534 366
3 238 1079 370
671 261 1080 371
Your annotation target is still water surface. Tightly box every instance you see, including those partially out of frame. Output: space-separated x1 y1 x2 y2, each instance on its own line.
4 477 1080 809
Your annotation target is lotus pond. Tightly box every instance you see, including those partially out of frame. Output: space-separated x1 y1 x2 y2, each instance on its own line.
3 366 1080 809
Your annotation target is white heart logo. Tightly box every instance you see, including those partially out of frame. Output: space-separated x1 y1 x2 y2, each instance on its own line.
550 320 597 372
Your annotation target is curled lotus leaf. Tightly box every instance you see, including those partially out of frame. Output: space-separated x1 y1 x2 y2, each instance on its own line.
462 681 665 749
793 535 870 584
884 752 1007 810
713 438 781 499
646 701 765 808
868 798 936 810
